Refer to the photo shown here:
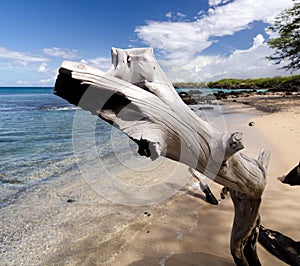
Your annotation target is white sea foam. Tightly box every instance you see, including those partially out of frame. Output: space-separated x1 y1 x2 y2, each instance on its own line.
48 106 80 111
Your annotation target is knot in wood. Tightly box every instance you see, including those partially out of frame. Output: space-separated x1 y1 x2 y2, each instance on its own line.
77 64 86 70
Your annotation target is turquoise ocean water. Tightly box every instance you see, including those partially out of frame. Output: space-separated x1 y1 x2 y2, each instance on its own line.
0 88 76 203
0 87 132 205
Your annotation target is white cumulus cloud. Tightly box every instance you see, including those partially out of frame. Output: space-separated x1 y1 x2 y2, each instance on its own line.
160 34 299 82
0 46 48 62
16 80 29 85
43 47 80 59
135 0 295 80
166 11 186 20
166 12 172 19
37 63 49 73
209 0 230 7
252 34 265 49
39 77 56 85
136 0 293 59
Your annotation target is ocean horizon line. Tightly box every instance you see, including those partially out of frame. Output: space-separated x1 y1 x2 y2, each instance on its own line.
0 86 53 88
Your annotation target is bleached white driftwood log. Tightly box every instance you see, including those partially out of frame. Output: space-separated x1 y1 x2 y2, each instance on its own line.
54 47 269 266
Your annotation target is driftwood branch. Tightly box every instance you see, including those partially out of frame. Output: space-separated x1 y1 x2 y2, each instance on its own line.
54 47 269 265
189 167 219 205
259 225 300 265
281 162 300 186
229 150 270 266
230 189 261 266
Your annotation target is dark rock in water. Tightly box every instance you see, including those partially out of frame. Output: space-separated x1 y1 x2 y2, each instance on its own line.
248 121 255 126
281 162 300 186
259 225 300 266
0 173 22 184
178 91 189 97
67 199 76 203
198 106 214 110
188 90 203 95
178 91 197 105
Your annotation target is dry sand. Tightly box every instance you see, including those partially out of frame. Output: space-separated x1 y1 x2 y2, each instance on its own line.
111 98 300 266
1 96 299 265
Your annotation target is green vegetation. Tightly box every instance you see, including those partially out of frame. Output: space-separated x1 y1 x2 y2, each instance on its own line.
207 78 243 88
267 0 300 71
207 75 300 89
173 75 300 90
173 82 207 88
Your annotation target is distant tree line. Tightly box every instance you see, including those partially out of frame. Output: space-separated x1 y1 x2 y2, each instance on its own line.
173 75 300 90
173 82 207 88
207 75 300 89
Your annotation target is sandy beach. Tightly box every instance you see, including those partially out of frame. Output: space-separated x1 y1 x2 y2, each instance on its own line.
111 96 300 266
1 94 299 265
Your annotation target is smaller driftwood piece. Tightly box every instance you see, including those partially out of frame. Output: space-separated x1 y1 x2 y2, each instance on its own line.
259 225 300 265
54 47 270 266
281 162 300 186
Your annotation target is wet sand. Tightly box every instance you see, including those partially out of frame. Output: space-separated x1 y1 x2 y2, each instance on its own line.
1 96 299 265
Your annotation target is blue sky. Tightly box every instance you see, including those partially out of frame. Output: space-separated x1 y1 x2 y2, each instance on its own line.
0 0 296 86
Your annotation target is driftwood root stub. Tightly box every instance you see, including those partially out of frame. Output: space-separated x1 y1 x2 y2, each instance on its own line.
230 190 262 266
54 47 269 266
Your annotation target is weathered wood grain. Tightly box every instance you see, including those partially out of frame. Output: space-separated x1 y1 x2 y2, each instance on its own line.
54 47 269 265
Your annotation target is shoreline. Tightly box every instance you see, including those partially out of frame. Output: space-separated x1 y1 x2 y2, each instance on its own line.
1 95 299 265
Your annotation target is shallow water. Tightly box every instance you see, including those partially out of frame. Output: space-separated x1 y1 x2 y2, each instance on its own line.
0 87 135 205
